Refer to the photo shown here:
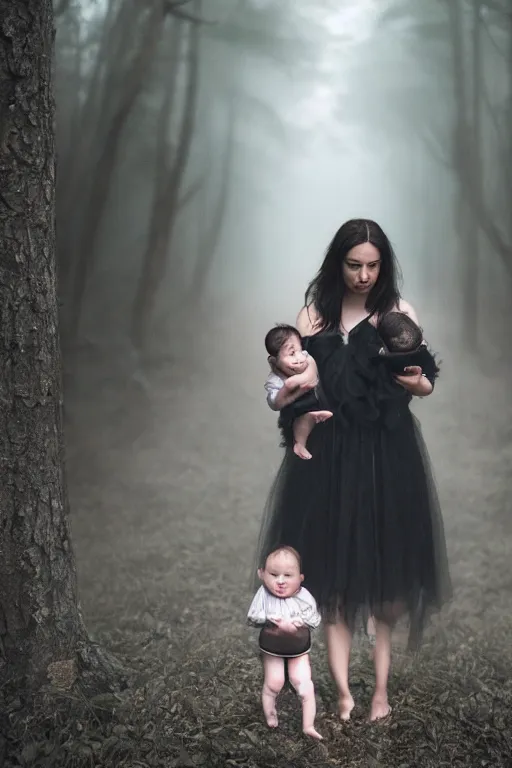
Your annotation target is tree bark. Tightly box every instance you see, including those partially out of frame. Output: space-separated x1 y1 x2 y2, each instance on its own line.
0 0 113 693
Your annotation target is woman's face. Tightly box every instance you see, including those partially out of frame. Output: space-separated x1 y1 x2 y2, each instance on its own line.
342 242 381 295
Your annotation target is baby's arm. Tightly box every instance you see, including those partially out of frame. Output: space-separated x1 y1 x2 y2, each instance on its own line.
247 586 268 627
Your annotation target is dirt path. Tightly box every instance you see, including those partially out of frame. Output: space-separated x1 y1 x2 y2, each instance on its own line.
64 335 512 768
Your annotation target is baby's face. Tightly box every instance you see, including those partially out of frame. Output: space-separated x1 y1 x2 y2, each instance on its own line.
258 551 304 598
276 335 307 376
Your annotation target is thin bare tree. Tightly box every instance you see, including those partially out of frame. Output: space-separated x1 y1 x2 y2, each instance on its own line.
189 81 237 301
67 0 167 343
130 0 202 354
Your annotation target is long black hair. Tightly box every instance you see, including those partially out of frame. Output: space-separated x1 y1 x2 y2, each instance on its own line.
304 219 402 332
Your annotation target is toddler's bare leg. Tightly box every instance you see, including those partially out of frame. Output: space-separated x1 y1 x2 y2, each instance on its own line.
262 656 285 728
287 655 322 740
293 411 332 460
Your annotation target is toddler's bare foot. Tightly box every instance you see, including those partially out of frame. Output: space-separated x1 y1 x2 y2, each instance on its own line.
311 410 332 423
294 442 312 460
369 694 391 722
265 710 278 728
303 725 323 740
339 694 355 721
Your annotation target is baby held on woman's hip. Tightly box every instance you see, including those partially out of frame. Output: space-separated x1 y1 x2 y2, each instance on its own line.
263 324 332 460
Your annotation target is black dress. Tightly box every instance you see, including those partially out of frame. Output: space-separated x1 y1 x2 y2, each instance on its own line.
255 318 451 650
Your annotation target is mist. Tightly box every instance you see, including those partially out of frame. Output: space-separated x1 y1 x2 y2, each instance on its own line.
51 0 512 764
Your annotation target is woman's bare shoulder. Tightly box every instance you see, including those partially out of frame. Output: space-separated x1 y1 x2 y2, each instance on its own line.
397 298 419 324
296 304 322 336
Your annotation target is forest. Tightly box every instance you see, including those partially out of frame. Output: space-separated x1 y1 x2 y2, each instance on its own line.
0 0 511 766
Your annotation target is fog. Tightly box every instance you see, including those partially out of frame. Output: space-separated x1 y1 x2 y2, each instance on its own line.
54 0 512 764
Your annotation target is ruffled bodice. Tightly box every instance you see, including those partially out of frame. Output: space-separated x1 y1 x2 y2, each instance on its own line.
303 319 413 430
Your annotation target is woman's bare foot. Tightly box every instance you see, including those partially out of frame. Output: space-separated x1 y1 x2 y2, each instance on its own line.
311 410 332 423
265 710 278 728
369 695 391 722
339 694 355 721
303 725 323 740
294 442 312 460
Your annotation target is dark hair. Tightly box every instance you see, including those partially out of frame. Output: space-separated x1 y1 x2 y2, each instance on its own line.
378 311 422 353
264 323 301 357
304 218 402 332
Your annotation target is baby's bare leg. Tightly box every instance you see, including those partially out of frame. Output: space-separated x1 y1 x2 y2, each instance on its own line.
293 411 332 460
262 655 285 728
287 655 322 740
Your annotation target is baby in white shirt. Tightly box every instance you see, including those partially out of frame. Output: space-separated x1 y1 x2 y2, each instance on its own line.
264 324 332 459
248 546 322 739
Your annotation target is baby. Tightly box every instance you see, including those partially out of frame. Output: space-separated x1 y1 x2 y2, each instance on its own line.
264 324 332 460
247 546 322 740
377 311 440 382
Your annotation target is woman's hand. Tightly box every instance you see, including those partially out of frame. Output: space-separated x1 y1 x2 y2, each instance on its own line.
394 366 433 397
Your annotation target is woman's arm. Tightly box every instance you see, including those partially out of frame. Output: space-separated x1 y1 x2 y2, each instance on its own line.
296 304 321 337
395 366 433 397
273 370 317 410
274 355 319 406
398 298 419 324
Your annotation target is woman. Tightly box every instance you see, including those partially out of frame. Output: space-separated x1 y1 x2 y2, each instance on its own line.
255 218 451 722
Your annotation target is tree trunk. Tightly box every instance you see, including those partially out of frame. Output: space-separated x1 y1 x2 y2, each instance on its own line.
66 0 165 344
55 5 84 286
190 83 237 301
0 0 115 693
60 0 136 219
448 0 512 289
130 2 202 355
447 0 479 349
465 0 482 348
153 20 182 211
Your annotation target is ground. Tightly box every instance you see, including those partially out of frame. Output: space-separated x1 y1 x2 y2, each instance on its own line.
3 318 512 767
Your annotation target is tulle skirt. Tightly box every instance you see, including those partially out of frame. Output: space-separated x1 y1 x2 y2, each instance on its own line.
254 409 451 650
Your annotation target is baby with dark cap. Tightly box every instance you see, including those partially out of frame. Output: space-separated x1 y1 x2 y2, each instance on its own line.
377 311 439 384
